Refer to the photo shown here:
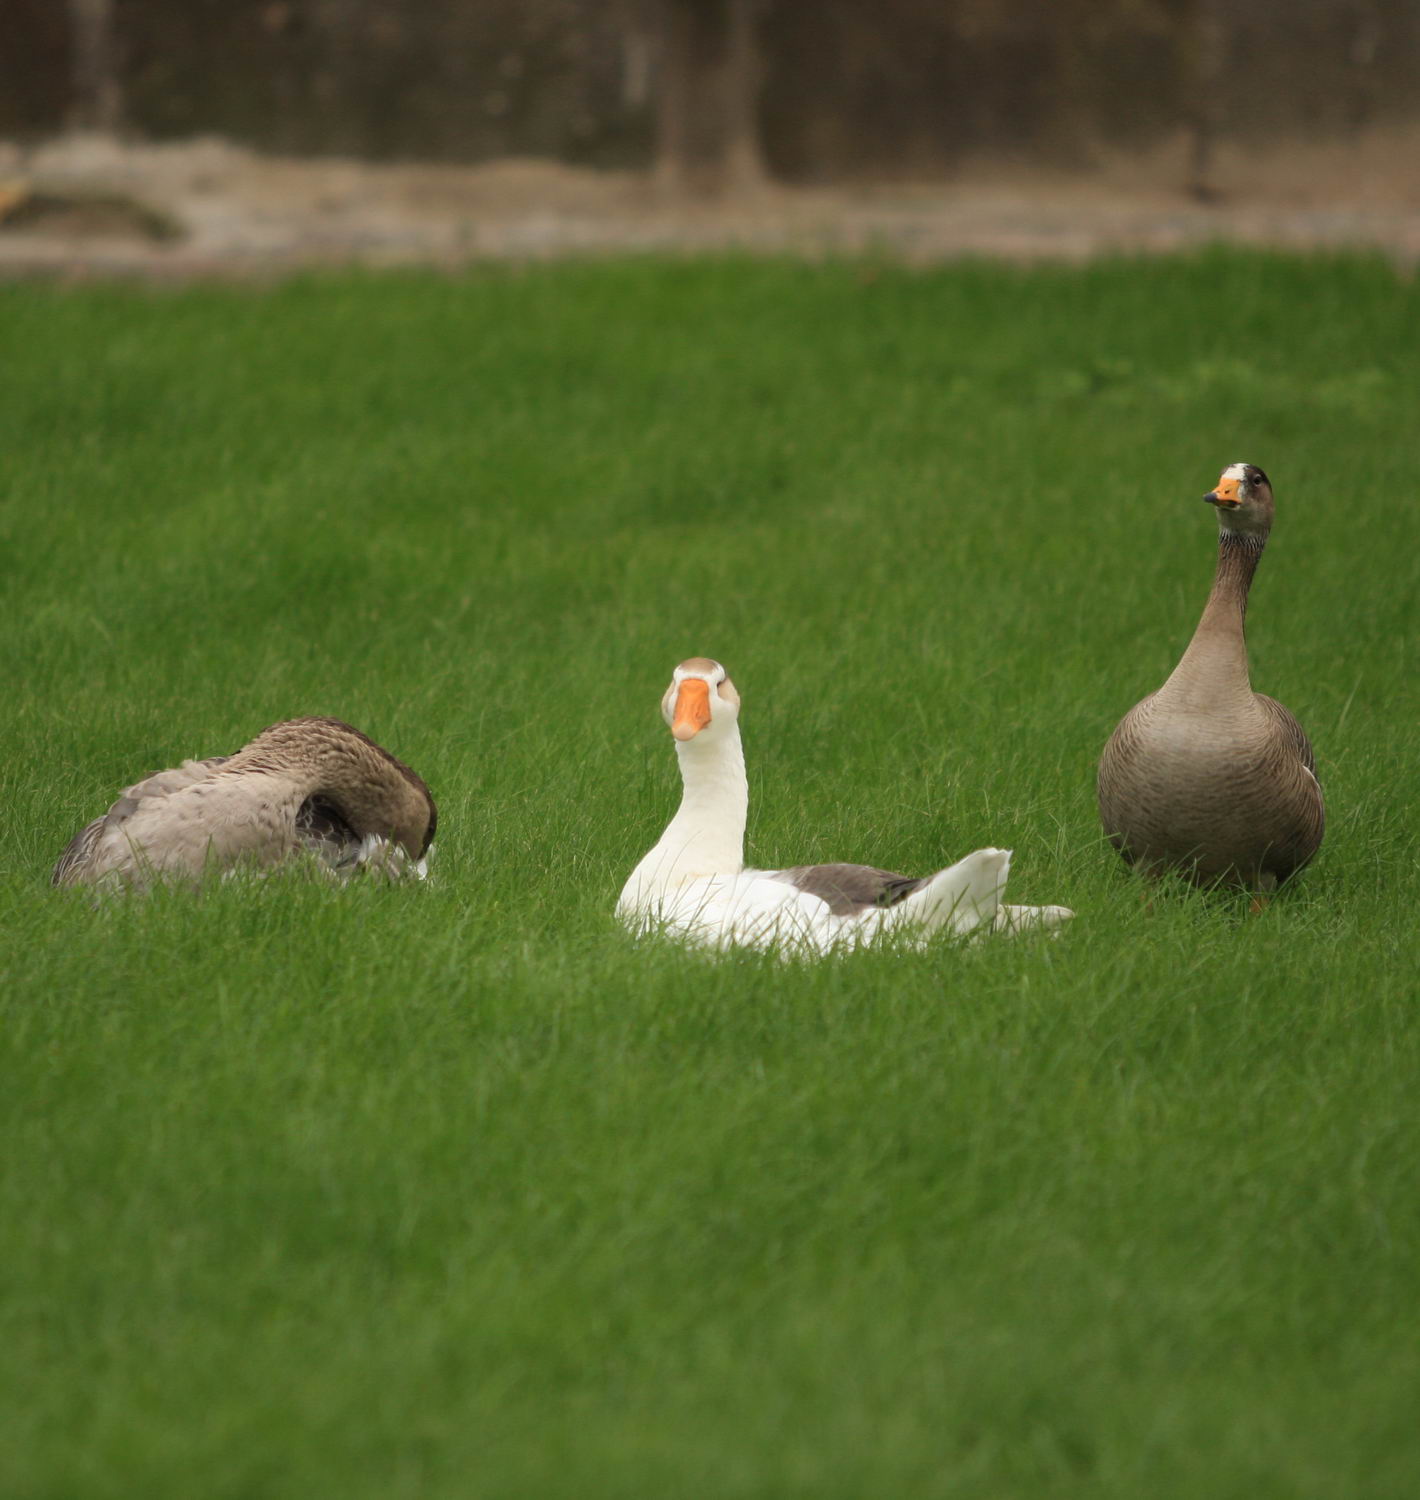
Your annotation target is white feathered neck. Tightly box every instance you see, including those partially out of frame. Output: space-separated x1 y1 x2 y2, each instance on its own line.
624 719 748 897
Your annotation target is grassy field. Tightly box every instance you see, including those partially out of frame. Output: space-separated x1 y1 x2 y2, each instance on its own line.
2 252 1418 1498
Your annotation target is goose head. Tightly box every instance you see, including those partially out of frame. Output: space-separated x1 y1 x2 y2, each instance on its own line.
250 717 437 860
660 657 741 745
1205 462 1274 537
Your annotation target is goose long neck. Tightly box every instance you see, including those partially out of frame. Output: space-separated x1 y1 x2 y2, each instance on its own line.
225 720 433 853
1163 530 1266 703
655 724 749 878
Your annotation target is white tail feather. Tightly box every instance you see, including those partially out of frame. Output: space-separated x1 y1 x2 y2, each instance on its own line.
891 847 1011 936
991 902 1074 935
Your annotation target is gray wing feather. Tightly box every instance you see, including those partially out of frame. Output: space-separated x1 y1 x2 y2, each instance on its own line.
1256 694 1325 877
122 756 231 800
51 817 110 887
51 755 232 887
772 863 925 917
1256 695 1318 777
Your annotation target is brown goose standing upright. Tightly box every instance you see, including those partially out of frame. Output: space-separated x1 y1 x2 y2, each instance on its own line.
1097 463 1324 897
53 717 436 888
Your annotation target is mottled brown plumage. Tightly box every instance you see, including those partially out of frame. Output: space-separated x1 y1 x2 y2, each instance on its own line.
1097 464 1323 892
53 717 436 889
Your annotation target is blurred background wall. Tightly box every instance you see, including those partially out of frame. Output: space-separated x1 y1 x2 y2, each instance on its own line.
3 0 1417 192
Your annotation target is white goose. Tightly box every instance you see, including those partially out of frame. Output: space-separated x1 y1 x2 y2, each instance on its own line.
617 658 1073 954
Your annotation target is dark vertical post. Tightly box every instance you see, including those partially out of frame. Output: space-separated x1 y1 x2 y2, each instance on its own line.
721 0 769 192
68 0 122 133
1182 0 1224 201
654 0 697 191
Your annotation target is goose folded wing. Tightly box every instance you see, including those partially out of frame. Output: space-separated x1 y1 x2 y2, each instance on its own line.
1256 694 1326 863
769 863 926 917
52 756 232 886
1256 694 1319 777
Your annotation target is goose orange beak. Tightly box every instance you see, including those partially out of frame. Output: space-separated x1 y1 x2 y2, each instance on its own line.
1205 476 1242 508
671 678 712 741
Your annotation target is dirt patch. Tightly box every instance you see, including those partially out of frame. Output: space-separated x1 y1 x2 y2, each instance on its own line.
3 129 1420 279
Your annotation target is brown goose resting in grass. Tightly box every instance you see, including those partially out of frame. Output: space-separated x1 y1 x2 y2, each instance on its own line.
1097 463 1324 900
53 717 436 889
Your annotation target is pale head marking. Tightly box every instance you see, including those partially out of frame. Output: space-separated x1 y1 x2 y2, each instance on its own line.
1222 463 1251 481
664 656 739 739
675 656 723 680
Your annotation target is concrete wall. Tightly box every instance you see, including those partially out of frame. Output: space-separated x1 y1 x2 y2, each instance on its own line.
4 1 1417 177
